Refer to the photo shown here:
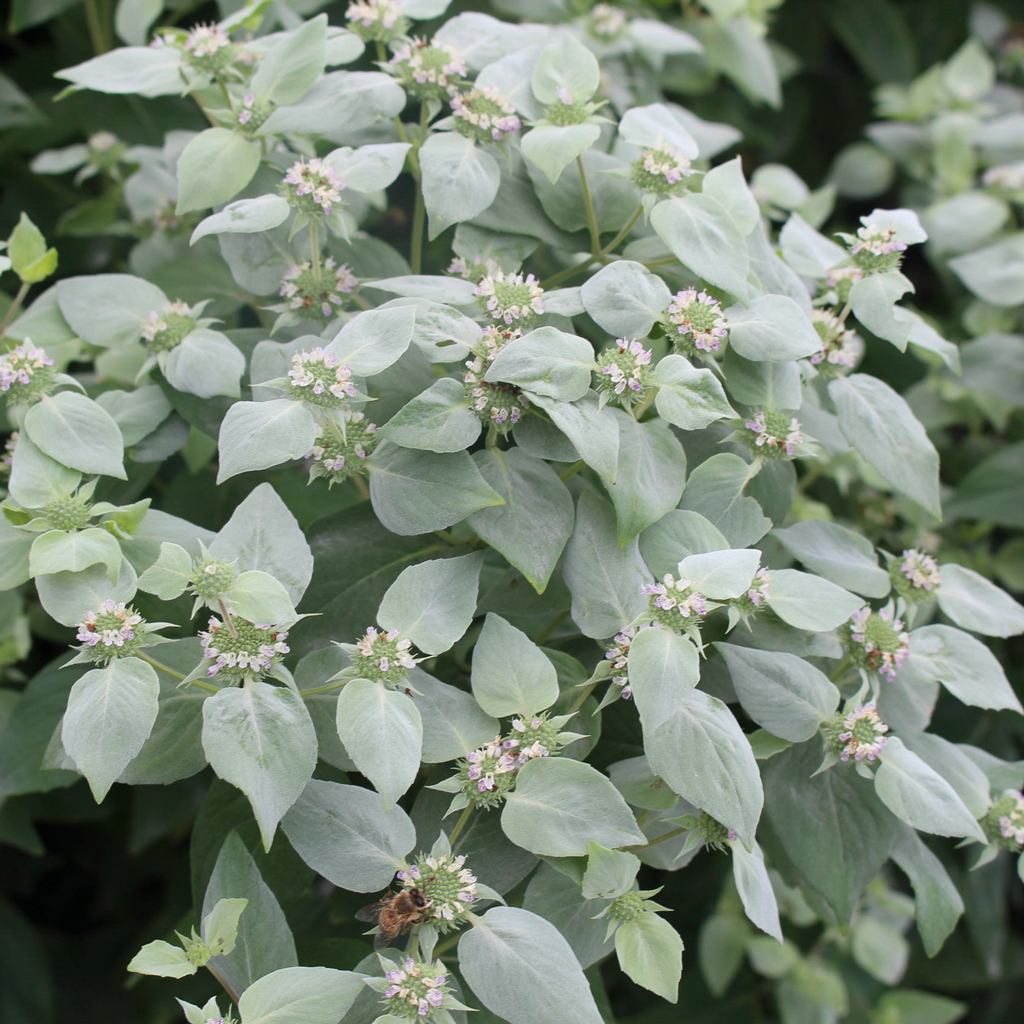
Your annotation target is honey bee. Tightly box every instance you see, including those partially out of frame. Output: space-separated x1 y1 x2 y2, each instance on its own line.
355 888 432 949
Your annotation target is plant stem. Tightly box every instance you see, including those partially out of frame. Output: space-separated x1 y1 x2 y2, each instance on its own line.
485 423 498 449
535 609 568 645
836 299 852 325
219 599 239 638
0 281 30 342
539 257 595 290
353 474 370 500
298 679 348 698
602 204 642 256
538 203 642 290
830 655 852 683
626 825 688 852
136 650 188 682
409 104 431 274
448 804 475 848
433 931 461 958
568 680 597 715
207 963 240 1007
559 459 585 482
631 387 658 421
309 219 321 283
84 0 108 54
576 156 601 256
406 926 421 960
376 40 388 63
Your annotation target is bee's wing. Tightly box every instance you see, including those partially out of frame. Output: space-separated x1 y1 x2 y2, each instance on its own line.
373 928 396 951
355 902 388 923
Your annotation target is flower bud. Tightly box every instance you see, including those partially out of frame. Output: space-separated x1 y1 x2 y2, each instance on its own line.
827 701 890 762
373 957 453 1021
286 348 357 406
307 411 379 486
980 790 1024 851
889 548 941 603
456 735 518 808
631 146 692 195
141 300 198 352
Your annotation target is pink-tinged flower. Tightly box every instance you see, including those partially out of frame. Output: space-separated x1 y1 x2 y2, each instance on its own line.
843 605 909 681
287 347 356 403
809 309 860 372
347 0 402 30
76 600 144 651
0 343 55 400
458 735 519 807
743 410 804 459
605 626 639 698
451 86 521 143
589 3 628 38
851 223 907 258
389 38 467 98
633 146 693 193
667 290 727 356
837 701 889 761
279 259 358 322
306 412 379 486
397 851 478 931
353 625 417 685
184 24 230 58
596 339 653 405
899 549 941 591
983 163 1024 190
474 269 544 325
643 574 707 632
280 158 345 216
199 617 289 682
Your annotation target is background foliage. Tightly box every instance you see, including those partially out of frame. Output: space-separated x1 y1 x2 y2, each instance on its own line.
2 1 1024 1022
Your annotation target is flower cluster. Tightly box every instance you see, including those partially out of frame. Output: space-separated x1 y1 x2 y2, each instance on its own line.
199 618 290 682
397 852 478 929
447 254 500 280
279 259 358 322
892 548 942 602
595 339 653 404
981 790 1024 851
474 269 544 326
732 567 771 620
832 701 890 762
43 493 92 530
743 410 804 459
141 300 198 352
189 555 235 602
346 0 408 42
608 890 649 924
389 39 467 100
544 89 595 127
982 163 1024 191
824 265 864 303
178 24 238 75
464 327 529 431
307 412 379 486
0 343 55 403
451 87 521 144
843 606 909 681
457 735 518 808
286 348 357 406
809 309 859 375
631 146 692 194
605 626 637 699
588 3 628 39
280 159 345 217
643 574 707 632
666 290 728 357
1 432 16 479
507 712 566 762
75 601 146 662
236 92 272 134
378 958 451 1020
355 626 417 686
848 224 907 272
89 130 118 153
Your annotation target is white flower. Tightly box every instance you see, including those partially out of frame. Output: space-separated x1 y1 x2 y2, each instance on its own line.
744 411 804 457
667 290 728 354
287 348 356 402
837 701 889 762
474 269 544 325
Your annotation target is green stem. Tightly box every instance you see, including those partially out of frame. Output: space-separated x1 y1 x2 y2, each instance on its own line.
836 299 853 325
602 204 642 256
559 459 585 482
299 678 349 698
207 963 240 1008
626 824 688 853
642 257 680 269
83 0 108 54
353 473 370 500
433 931 461 959
406 925 421 960
434 529 458 546
485 423 498 449
576 156 601 257
535 609 569 646
409 104 430 273
0 281 30 343
376 40 388 63
309 219 322 283
218 599 239 639
448 804 475 848
830 655 852 683
537 203 641 290
631 387 658 421
539 257 595 291
568 680 597 715
136 650 188 682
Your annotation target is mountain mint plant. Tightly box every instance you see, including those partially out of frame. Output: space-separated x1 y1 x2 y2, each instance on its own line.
3 3 1024 1023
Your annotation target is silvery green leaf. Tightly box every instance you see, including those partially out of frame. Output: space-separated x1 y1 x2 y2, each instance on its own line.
902 732 991 818
615 913 684 1003
890 825 964 957
191 195 291 244
859 207 927 245
678 548 761 600
829 374 942 518
902 624 1022 712
55 45 184 98
8 431 80 509
366 275 476 305
947 233 1024 307
608 755 679 811
409 669 499 763
202 832 297 995
652 355 736 431
260 71 406 138
647 689 762 847
471 613 558 717
848 270 914 350
57 272 165 348
703 157 760 236
765 568 863 632
324 26 365 65
249 15 326 106
874 738 986 841
95 385 172 447
216 399 317 483
722 351 802 412
378 552 483 655
751 164 809 211
617 102 699 157
502 757 645 856
164 328 245 399
367 441 504 535
402 0 454 18
224 570 297 625
715 643 839 742
627 626 699 734
25 391 126 479
458 907 604 1024
922 191 1008 255
136 541 194 600
702 17 781 108
905 314 960 375
201 897 248 958
650 192 750 299
29 527 122 583
237 966 364 1024
381 377 480 453
639 510 729 579
467 448 575 593
485 327 595 402
61 657 159 802
202 682 317 850
335 680 422 808
726 294 821 361
773 520 890 598
581 842 641 900
281 779 416 892
35 557 137 627
419 132 501 240
699 916 749 998
326 306 415 377
936 563 1024 637
474 44 544 121
532 34 600 104
522 864 614 969
579 260 672 339
528 149 637 237
678 454 771 549
521 123 602 185
0 518 33 590
942 36 995 99
324 142 412 193
176 129 261 214
730 840 782 942
605 413 687 545
127 939 196 978
529 393 619 483
562 490 648 639
779 212 847 277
